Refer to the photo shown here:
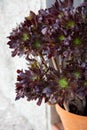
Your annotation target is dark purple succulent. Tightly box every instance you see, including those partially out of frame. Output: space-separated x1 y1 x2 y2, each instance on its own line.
7 0 87 115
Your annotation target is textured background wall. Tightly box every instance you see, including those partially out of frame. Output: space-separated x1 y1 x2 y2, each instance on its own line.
0 0 51 130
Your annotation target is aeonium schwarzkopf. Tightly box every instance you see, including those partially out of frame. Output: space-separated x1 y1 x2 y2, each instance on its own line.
7 0 87 115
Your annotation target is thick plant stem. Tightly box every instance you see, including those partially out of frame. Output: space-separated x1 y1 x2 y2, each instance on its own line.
51 56 58 71
51 56 62 74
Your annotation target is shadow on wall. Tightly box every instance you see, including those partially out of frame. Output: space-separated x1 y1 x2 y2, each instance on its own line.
46 0 83 8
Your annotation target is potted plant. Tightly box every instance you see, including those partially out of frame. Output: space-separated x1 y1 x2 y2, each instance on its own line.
7 0 87 130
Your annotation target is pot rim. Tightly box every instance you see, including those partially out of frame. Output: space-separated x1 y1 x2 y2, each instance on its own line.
56 104 87 119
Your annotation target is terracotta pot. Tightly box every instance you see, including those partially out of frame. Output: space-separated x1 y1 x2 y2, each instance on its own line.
56 104 87 130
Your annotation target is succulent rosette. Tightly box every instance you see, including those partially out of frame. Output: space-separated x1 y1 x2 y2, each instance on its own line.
7 0 87 114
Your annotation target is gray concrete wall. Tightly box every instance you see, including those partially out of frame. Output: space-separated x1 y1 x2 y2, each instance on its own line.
46 0 84 8
0 0 51 130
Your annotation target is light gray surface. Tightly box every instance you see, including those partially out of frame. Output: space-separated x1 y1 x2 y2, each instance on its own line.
0 0 51 130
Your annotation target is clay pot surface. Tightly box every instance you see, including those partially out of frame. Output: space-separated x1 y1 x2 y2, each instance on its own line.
56 104 87 130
